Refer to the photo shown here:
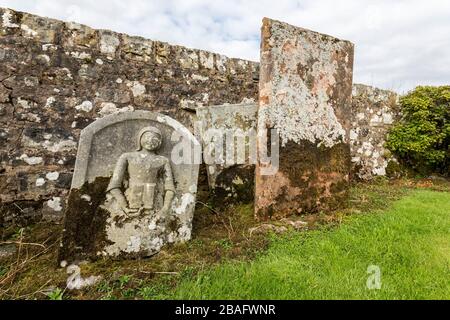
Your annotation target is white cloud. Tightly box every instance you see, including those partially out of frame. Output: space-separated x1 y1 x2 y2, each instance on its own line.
1 0 449 92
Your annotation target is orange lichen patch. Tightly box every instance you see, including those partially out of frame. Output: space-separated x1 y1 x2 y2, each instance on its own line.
255 18 353 219
281 40 296 54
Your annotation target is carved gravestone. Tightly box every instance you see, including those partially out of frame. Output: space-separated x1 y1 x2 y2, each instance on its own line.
59 111 201 263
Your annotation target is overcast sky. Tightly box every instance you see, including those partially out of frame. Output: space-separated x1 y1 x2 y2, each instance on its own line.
1 0 449 92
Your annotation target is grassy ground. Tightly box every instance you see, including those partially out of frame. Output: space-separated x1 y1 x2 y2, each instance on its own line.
0 178 449 300
170 190 450 299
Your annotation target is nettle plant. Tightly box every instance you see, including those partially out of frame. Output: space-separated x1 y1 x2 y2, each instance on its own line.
386 86 450 175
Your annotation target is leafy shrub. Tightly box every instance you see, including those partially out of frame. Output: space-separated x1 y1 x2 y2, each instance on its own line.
386 86 450 175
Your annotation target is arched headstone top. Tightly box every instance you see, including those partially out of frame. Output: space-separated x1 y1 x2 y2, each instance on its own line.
72 111 200 189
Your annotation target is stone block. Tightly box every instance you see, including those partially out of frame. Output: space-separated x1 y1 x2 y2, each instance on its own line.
196 103 257 204
255 18 354 218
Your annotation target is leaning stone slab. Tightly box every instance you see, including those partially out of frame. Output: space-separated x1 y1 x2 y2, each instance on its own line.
255 18 354 218
196 103 257 204
59 111 201 263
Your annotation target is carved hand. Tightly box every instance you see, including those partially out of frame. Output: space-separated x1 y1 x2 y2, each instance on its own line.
110 189 130 213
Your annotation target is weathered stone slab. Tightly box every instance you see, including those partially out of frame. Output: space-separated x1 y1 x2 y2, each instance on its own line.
196 103 257 204
255 18 354 218
59 111 201 263
350 84 400 180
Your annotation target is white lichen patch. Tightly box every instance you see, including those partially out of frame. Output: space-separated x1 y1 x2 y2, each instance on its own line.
189 184 197 193
81 194 91 202
70 51 91 60
42 43 57 51
372 163 387 176
20 24 38 37
126 81 146 97
44 139 77 153
199 51 214 69
173 193 195 215
104 215 167 256
179 99 202 110
350 129 358 141
45 96 56 108
259 22 351 148
177 224 192 241
127 236 141 253
46 171 59 181
61 67 73 79
35 178 46 187
17 98 33 109
24 77 38 87
98 102 134 116
75 100 93 112
215 54 227 72
37 54 50 63
47 197 62 212
2 10 19 28
382 112 393 124
99 33 120 55
191 74 209 82
201 93 209 104
19 154 43 165
148 221 157 230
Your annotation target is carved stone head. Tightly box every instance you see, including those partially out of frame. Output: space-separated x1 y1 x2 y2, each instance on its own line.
136 126 163 151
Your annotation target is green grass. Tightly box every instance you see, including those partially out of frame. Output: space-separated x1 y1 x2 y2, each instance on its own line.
168 190 450 300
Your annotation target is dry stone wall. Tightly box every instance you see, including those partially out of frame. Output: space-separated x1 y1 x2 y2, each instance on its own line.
0 8 258 228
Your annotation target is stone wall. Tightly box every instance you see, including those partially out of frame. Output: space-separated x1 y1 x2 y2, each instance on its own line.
0 7 258 228
0 7 402 229
195 83 401 204
350 84 400 180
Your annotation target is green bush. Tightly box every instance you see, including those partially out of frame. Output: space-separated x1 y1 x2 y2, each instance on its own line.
386 86 450 175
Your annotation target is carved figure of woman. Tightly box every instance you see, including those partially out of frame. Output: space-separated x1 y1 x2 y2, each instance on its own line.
106 126 175 221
